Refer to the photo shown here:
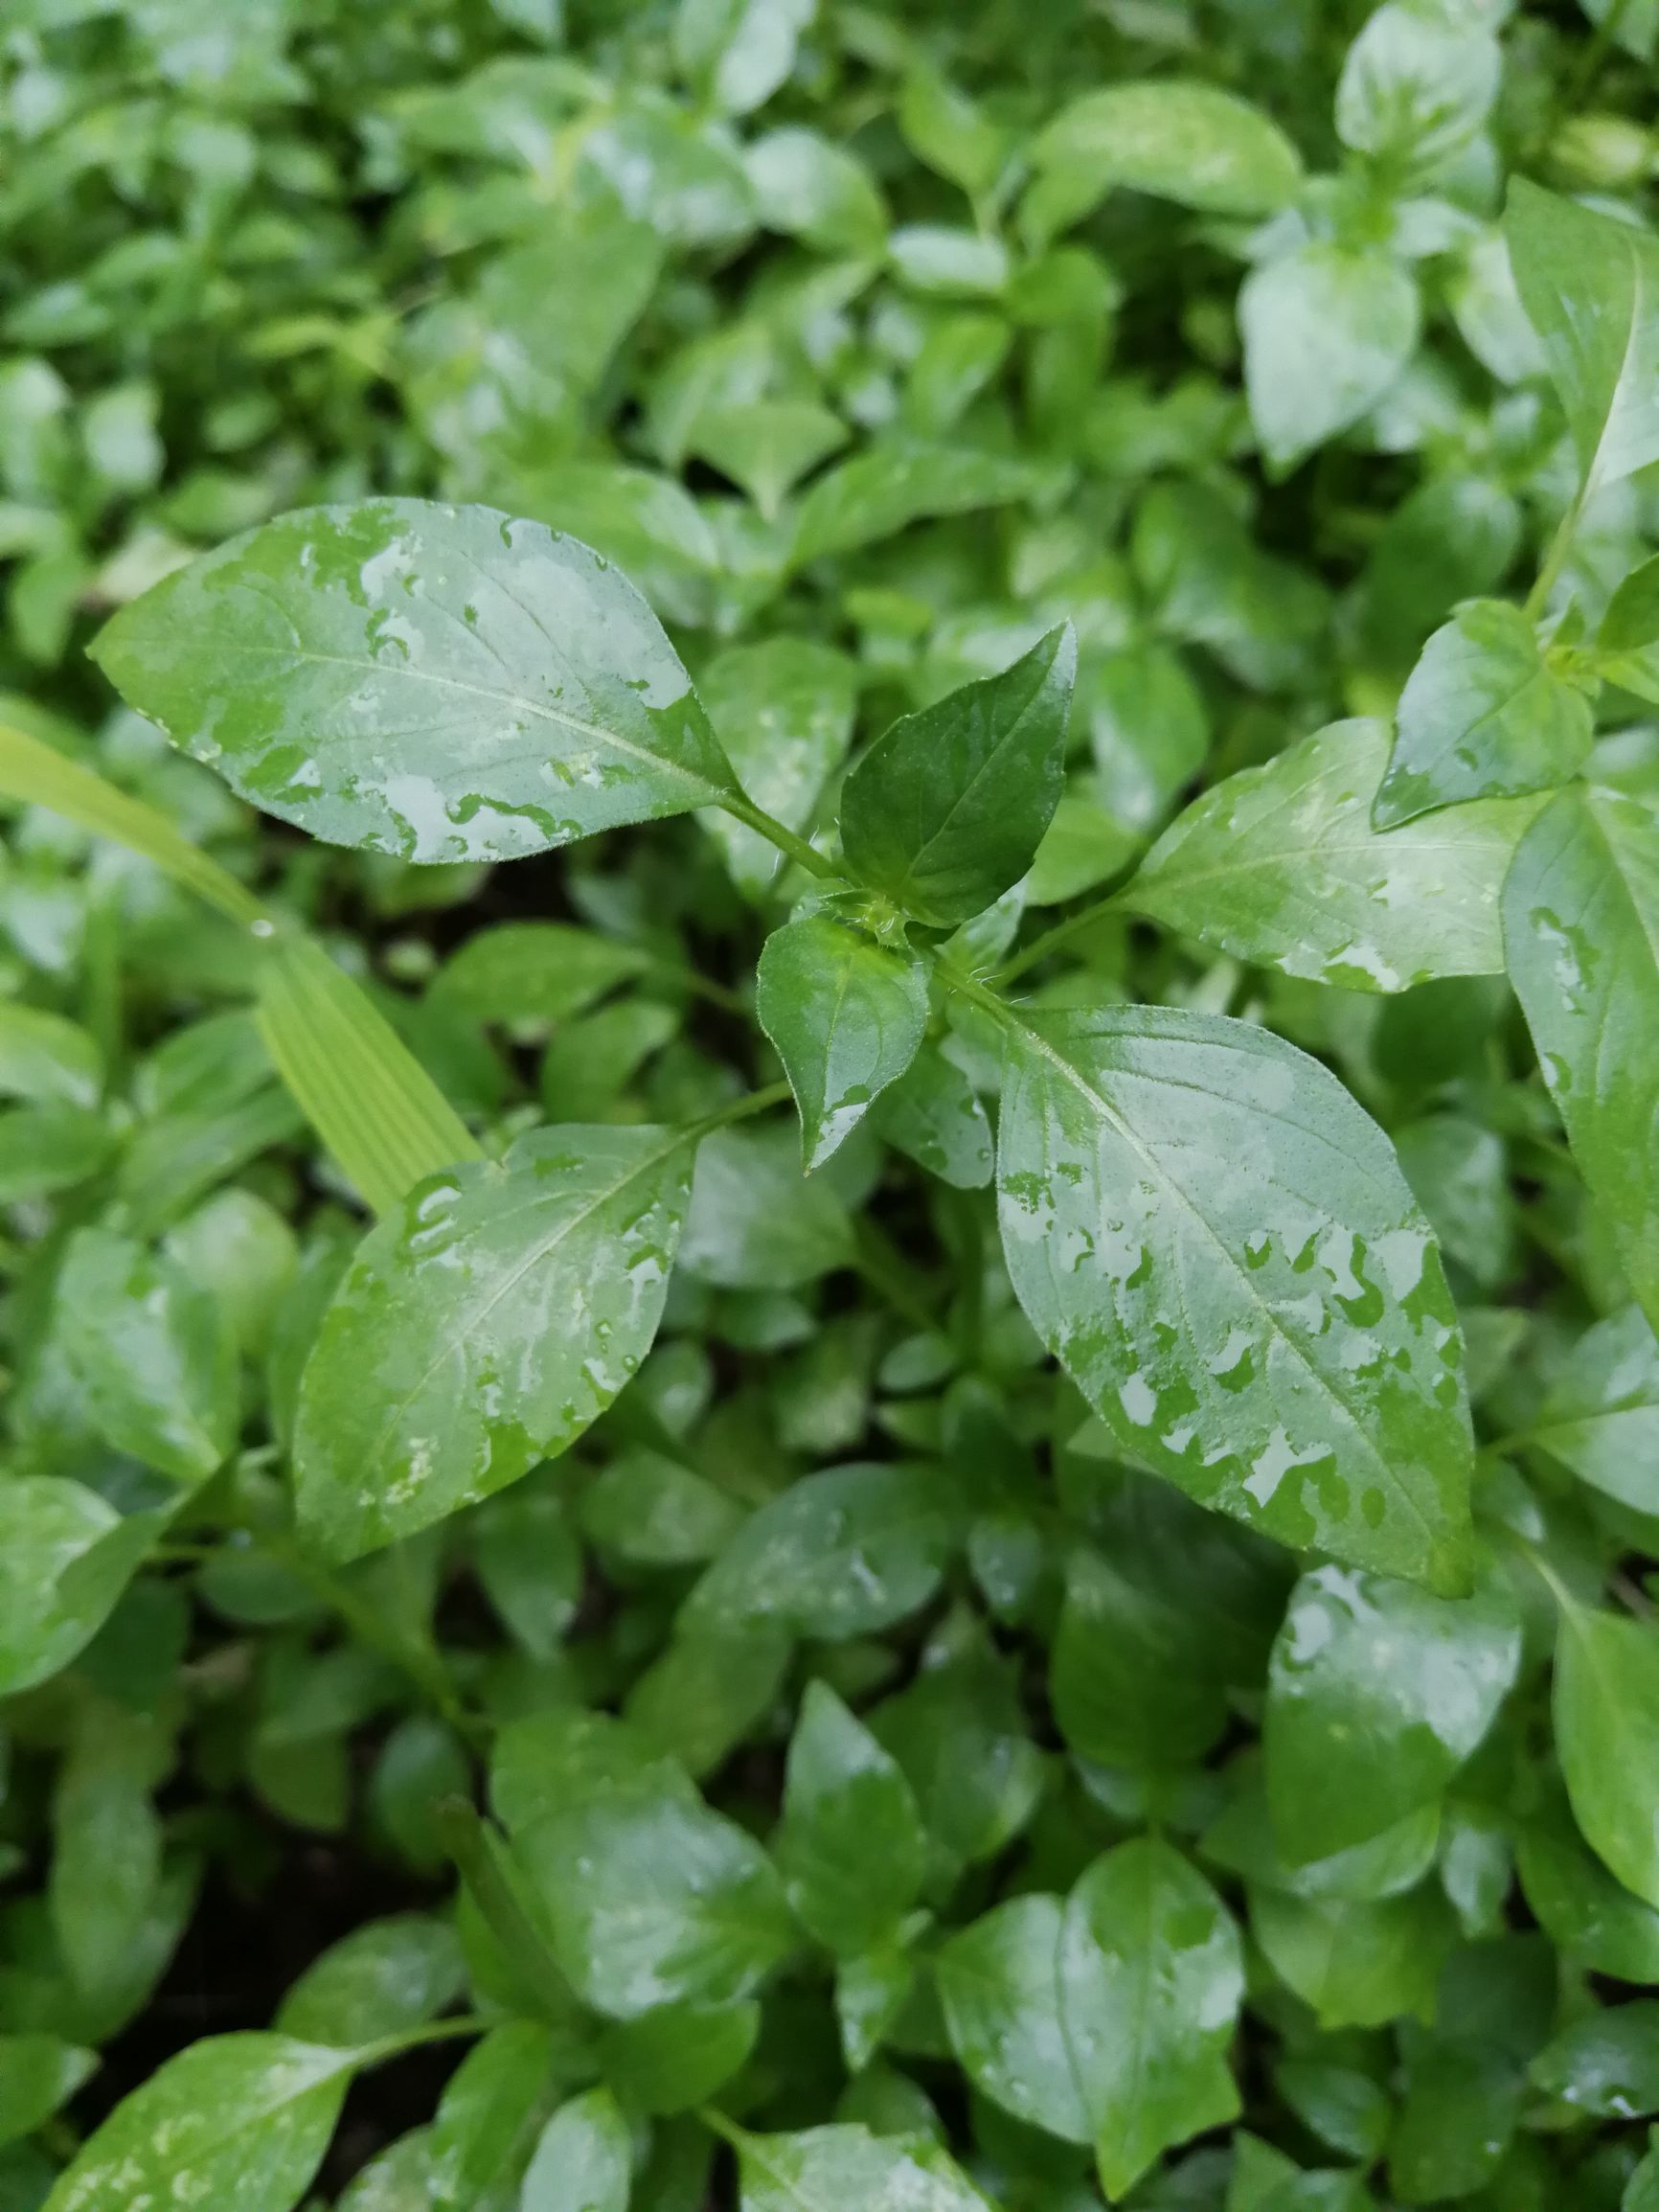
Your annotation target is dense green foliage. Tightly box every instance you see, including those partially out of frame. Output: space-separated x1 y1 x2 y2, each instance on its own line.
7 0 1659 2206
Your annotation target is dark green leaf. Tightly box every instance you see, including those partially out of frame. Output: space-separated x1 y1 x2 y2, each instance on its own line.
777 1681 927 1955
758 915 928 1170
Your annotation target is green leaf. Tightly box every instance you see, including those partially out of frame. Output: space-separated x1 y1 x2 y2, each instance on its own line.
839 626 1076 926
1596 550 1659 701
1125 718 1541 992
1049 1545 1232 1772
744 126 888 252
936 1894 1091 2146
429 922 648 1030
0 999 101 1108
597 1998 759 2113
1250 1881 1455 2029
293 1124 694 1560
1504 178 1659 495
57 1226 238 1485
0 1476 143 1699
429 2021 558 2207
90 500 739 862
679 1122 854 1289
1630 2132 1659 2211
995 1002 1475 1592
1503 786 1659 1331
0 2036 97 2151
257 934 481 1217
1553 1598 1659 1909
684 1462 953 1641
875 1042 993 1189
1531 2002 1659 2117
724 2122 996 2212
1526 1306 1659 1514
758 914 928 1170
511 1714 796 2019
776 1681 927 1955
1375 601 1594 828
1335 0 1500 173
521 2087 631 2212
1029 82 1301 228
1061 1839 1244 2198
674 0 814 117
274 1916 465 2049
1240 245 1420 475
1516 1805 1659 1982
40 2033 354 2212
791 435 1044 565
1264 1565 1520 1863
581 1447 744 1568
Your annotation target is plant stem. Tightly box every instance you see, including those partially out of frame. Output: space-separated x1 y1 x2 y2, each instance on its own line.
992 890 1126 987
1525 485 1588 624
354 2013 493 2070
435 1797 578 2026
853 1217 940 1336
1564 0 1635 114
717 792 843 882
644 952 748 1016
688 1079 793 1140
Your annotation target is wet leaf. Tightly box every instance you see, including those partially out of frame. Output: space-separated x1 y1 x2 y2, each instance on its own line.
758 914 928 1169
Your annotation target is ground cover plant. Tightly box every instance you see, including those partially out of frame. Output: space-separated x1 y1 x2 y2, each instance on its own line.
8 0 1659 2205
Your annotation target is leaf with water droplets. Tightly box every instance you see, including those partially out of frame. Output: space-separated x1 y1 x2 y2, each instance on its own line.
1525 1305 1659 1515
90 499 739 863
1264 1563 1520 1864
838 626 1076 927
1505 177 1659 495
1375 600 1593 828
40 2032 354 2212
994 1002 1475 1592
1124 719 1543 992
293 1123 694 1561
1060 1838 1245 2199
777 1681 926 1957
723 2121 997 2212
935 1894 1091 2146
1530 2002 1659 2119
758 914 928 1170
1503 785 1659 1336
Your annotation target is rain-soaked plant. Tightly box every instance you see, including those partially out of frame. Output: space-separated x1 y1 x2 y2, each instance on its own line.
6 1 1659 2208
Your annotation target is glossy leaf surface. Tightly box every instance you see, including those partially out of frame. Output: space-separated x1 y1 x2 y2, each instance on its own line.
757 914 928 1169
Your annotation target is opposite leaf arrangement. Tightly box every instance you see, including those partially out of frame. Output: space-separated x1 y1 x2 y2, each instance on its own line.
10 4 1659 2211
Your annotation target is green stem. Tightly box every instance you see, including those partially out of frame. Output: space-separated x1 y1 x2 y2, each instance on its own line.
992 890 1126 988
354 2013 492 2070
435 1797 578 2026
1564 0 1635 113
644 953 748 1017
716 792 843 883
265 1534 483 1742
687 1078 793 1141
936 959 1020 1035
1525 485 1588 624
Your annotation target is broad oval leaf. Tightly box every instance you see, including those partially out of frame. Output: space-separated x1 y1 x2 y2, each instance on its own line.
1530 2002 1659 2118
1553 1598 1659 1910
1239 244 1420 476
1503 786 1659 1335
1375 601 1593 828
1264 1564 1520 1864
521 2087 631 2212
1058 1838 1244 2199
1030 82 1302 225
757 914 928 1170
727 2122 997 2212
936 1894 1091 2146
791 434 1044 565
90 500 739 863
995 1002 1475 1592
679 1122 855 1290
699 638 859 898
685 1462 953 1641
1505 177 1659 495
777 1681 927 1957
1125 718 1542 992
839 625 1077 926
41 2033 353 2212
294 1123 694 1560
274 1915 465 2049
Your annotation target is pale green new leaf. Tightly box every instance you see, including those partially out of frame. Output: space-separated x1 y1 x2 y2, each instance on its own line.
1125 718 1542 992
1240 245 1420 475
1030 82 1301 231
1375 601 1593 827
1502 786 1659 1334
728 2123 996 2212
791 436 1044 565
91 500 739 862
936 1895 1091 2146
758 914 927 1170
294 1124 694 1560
995 1003 1475 1592
41 2034 354 2212
1505 177 1659 494
521 2087 631 2212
